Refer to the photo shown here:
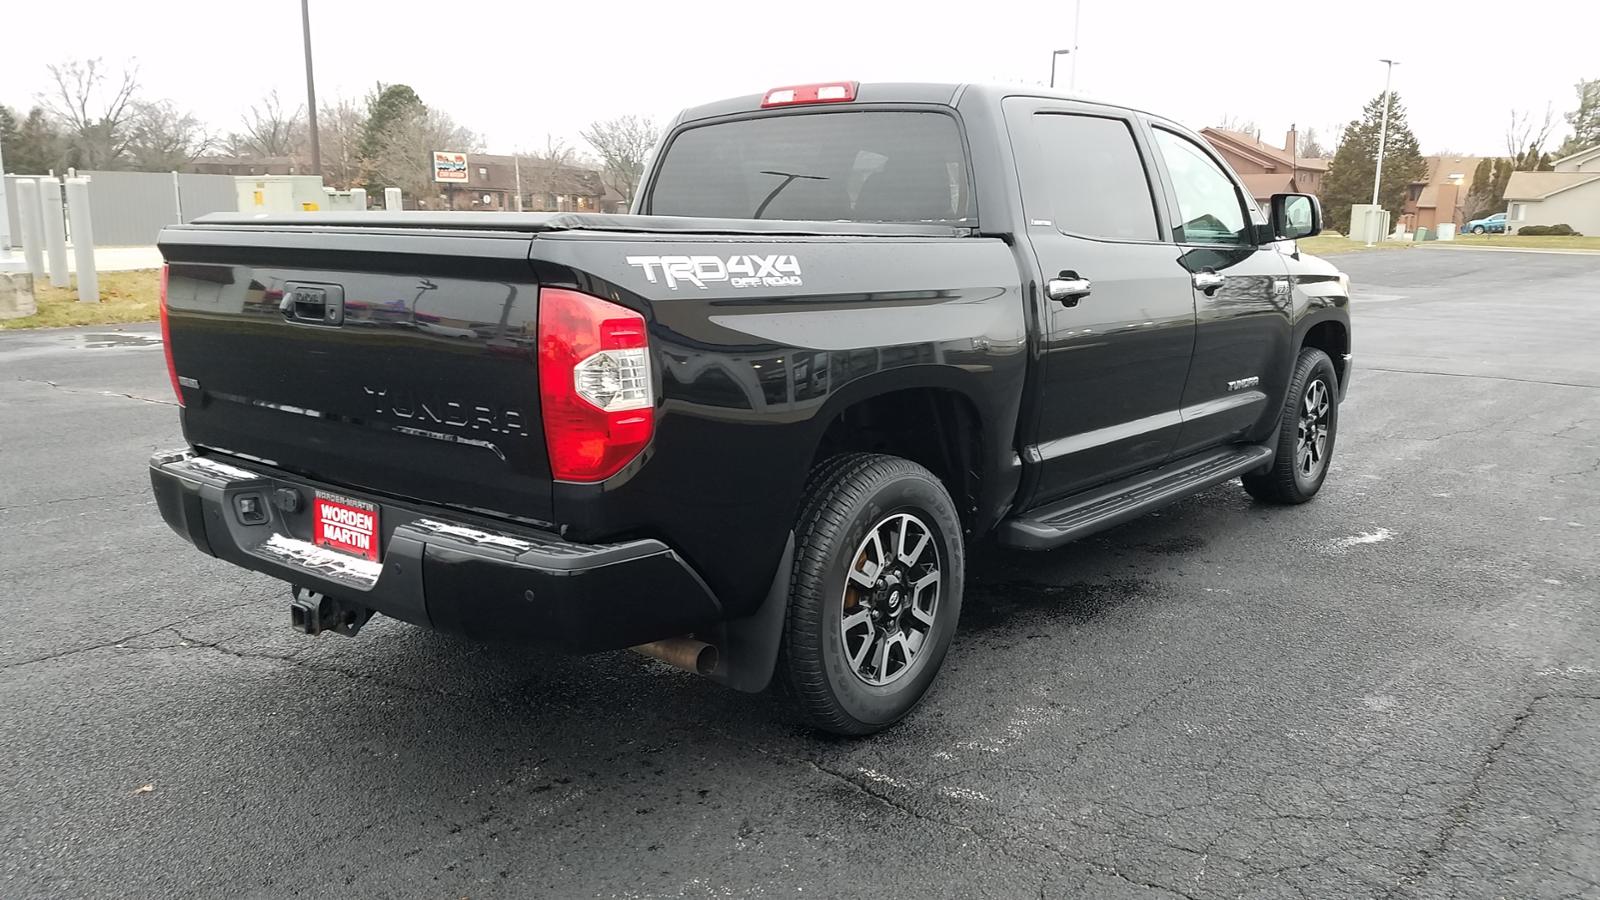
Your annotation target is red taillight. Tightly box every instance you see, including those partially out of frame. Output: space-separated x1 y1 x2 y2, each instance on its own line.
761 81 858 107
158 264 183 407
537 287 654 483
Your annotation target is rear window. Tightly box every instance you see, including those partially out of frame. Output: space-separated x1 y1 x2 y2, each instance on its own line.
645 111 973 224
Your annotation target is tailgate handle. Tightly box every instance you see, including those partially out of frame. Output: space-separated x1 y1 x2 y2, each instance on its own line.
281 283 345 326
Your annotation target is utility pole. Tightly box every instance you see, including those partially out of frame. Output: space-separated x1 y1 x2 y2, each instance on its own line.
1049 49 1071 89
301 0 322 176
1070 0 1081 91
513 152 523 212
1367 58 1397 247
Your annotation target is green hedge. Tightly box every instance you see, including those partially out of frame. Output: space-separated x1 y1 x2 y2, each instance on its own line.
1517 224 1584 236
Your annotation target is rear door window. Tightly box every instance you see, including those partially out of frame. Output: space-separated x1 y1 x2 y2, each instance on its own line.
646 111 973 224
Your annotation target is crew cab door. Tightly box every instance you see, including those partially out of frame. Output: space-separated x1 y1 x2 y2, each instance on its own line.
1143 124 1294 457
1004 98 1197 502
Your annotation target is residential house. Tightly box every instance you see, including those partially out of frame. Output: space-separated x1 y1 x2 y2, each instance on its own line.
1200 127 1328 211
1400 154 1481 233
1504 144 1600 234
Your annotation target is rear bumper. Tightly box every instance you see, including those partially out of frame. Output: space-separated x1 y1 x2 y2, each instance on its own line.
149 449 723 652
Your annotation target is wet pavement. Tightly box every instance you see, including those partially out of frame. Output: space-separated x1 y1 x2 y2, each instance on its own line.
2 247 1597 899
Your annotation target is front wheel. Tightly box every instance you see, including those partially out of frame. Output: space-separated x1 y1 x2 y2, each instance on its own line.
1472 225 1486 234
1242 348 1340 504
778 454 964 736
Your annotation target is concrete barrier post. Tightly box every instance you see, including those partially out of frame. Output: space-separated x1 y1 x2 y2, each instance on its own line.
384 187 402 211
38 179 71 287
0 273 37 319
350 187 367 209
16 179 47 280
65 178 98 303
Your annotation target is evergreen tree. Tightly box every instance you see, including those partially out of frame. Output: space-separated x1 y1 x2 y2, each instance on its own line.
1470 158 1492 192
1463 157 1500 219
1489 158 1512 202
1558 78 1600 156
358 83 426 194
0 104 16 162
0 106 69 174
1320 91 1429 234
358 83 421 165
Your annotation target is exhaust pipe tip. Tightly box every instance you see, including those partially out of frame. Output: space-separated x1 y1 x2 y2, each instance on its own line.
631 638 719 677
694 644 720 676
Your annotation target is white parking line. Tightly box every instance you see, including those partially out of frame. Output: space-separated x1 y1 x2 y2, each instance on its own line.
1424 245 1600 256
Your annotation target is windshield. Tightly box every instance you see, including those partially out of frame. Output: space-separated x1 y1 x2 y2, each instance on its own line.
645 110 973 224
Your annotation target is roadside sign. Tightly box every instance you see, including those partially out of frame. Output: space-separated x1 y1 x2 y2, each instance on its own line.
432 151 469 183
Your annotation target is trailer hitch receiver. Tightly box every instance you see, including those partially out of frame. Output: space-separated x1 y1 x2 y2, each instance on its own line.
290 587 373 637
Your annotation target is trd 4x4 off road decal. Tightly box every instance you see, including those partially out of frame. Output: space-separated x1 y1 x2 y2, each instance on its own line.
625 254 803 290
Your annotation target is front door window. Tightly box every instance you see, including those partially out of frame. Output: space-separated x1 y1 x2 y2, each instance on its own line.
1152 129 1250 245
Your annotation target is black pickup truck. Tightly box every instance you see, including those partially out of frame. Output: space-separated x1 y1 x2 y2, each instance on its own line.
151 81 1350 735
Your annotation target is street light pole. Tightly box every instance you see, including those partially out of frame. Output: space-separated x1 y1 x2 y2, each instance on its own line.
1069 0 1082 91
301 0 322 176
1049 49 1071 89
1367 58 1397 247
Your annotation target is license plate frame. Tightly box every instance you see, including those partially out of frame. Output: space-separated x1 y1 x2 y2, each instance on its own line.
312 491 380 563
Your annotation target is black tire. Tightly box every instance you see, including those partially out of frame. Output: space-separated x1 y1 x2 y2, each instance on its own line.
1242 348 1340 505
778 453 964 736
1472 225 1486 234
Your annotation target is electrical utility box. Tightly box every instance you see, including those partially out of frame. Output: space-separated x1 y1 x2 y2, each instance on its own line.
235 176 330 214
1347 204 1391 243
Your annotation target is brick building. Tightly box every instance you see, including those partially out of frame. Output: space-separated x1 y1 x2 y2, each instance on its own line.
1200 127 1328 212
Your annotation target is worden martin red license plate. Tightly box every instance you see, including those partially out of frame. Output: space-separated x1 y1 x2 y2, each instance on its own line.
312 492 380 562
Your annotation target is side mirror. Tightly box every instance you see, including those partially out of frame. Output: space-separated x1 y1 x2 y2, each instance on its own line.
1270 193 1322 241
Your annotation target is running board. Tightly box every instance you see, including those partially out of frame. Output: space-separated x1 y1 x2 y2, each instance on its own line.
998 445 1274 550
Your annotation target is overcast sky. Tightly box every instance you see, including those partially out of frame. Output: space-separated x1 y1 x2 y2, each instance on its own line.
3 1 1596 159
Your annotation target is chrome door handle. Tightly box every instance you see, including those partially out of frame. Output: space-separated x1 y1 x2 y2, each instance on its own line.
1047 275 1092 306
1192 271 1225 292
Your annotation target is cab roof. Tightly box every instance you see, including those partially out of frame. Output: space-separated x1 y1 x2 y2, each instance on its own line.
674 81 1159 127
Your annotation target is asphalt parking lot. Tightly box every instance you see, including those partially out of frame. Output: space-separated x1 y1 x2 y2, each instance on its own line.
2 247 1597 900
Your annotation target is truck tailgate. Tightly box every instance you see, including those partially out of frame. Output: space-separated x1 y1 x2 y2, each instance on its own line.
158 225 554 525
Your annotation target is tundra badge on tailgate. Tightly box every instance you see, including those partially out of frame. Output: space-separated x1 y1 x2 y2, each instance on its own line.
626 254 803 290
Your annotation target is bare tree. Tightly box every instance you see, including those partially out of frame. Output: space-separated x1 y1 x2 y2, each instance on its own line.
580 115 659 204
125 100 213 170
1505 104 1556 168
42 57 141 169
1297 128 1327 159
228 89 305 158
1215 114 1260 138
533 134 576 169
515 135 597 211
316 96 367 190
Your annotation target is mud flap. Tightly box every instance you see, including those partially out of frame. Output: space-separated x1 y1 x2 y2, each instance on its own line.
703 532 795 693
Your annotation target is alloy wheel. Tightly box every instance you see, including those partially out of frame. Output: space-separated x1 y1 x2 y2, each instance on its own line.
839 512 942 686
1295 377 1331 480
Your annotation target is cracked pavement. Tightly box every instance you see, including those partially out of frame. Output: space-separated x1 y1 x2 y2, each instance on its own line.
2 248 1598 899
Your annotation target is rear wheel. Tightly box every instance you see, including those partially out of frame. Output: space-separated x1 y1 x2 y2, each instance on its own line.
1242 348 1339 504
778 453 963 735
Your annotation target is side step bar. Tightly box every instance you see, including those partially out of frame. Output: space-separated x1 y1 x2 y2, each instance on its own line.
998 445 1274 550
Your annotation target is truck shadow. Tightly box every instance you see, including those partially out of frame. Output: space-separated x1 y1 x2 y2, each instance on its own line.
326 483 1240 734
192 484 1252 870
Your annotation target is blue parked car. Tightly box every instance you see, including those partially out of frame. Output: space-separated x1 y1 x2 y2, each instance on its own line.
1464 212 1509 234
